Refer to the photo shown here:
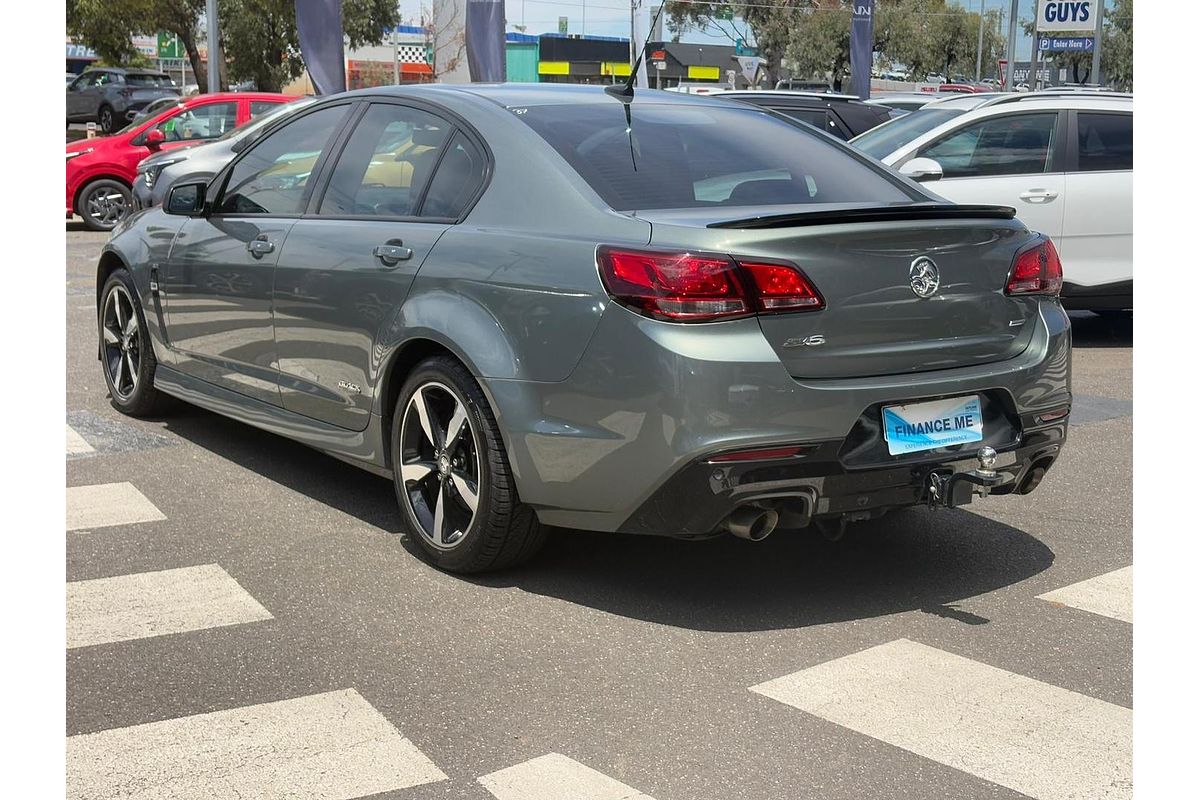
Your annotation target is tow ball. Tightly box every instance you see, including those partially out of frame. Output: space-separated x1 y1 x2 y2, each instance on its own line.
926 447 1005 509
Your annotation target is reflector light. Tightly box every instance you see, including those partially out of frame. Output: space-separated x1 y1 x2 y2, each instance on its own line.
1035 407 1070 424
706 445 810 463
1006 238 1063 296
596 246 824 322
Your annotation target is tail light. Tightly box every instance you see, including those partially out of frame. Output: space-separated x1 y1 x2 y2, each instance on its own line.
1006 238 1063 296
596 246 824 322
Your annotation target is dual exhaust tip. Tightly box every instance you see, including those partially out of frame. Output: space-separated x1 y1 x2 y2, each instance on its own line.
725 506 779 542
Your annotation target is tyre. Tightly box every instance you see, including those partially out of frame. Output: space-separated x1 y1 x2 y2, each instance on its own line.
99 269 169 417
78 179 132 231
391 356 546 573
98 105 115 133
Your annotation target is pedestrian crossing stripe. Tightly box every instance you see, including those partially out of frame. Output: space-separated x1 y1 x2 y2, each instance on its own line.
479 752 656 800
66 689 447 799
1038 565 1132 623
67 564 273 649
749 638 1131 800
67 482 166 532
66 424 94 455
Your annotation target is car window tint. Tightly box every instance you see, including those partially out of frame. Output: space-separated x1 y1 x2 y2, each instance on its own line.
851 108 967 159
318 103 449 218
127 74 172 87
518 103 914 211
218 105 348 215
919 112 1057 178
249 100 282 118
156 101 238 142
778 108 830 131
420 133 486 218
1076 113 1132 172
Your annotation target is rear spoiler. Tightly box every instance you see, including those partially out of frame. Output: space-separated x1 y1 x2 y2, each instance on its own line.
707 203 1016 229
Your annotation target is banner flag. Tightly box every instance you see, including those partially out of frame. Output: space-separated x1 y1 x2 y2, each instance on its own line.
295 0 346 95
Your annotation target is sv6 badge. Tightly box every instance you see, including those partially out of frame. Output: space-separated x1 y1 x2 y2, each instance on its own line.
782 334 826 348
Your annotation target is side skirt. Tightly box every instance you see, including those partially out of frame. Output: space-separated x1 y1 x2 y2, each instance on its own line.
153 365 393 479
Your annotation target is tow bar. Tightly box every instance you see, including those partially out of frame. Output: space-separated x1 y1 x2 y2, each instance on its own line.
927 447 1006 509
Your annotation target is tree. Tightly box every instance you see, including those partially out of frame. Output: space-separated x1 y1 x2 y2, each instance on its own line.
1103 0 1132 91
218 0 400 92
67 0 213 91
424 0 467 80
69 0 402 95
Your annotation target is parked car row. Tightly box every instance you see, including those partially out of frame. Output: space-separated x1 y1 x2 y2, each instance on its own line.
67 91 293 230
67 80 1132 312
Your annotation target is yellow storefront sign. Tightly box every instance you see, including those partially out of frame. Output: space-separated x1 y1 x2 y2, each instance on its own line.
538 61 570 76
687 65 721 80
601 62 632 77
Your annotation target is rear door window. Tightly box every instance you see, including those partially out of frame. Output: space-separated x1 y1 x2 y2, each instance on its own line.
1075 112 1132 172
249 100 282 118
918 112 1058 178
317 103 451 218
155 101 238 142
517 102 915 211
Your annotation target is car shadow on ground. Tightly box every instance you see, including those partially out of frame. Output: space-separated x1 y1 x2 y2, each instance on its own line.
158 403 402 533
66 219 91 232
1069 310 1132 348
160 399 1053 633
472 511 1054 632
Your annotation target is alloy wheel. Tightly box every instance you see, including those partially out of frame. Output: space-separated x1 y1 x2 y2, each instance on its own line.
399 382 480 550
101 284 140 401
85 186 130 228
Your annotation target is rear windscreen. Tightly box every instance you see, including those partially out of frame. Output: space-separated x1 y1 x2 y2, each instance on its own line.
126 74 175 88
851 108 966 160
516 102 915 211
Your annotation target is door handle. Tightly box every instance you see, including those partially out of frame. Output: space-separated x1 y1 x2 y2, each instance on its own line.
247 236 274 257
1019 189 1059 204
373 241 413 268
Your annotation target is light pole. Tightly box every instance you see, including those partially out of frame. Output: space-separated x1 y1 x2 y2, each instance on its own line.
1090 0 1106 85
1005 0 1018 91
975 0 986 82
205 0 221 93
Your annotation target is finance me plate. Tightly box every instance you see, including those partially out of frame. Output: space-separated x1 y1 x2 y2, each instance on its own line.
882 395 983 456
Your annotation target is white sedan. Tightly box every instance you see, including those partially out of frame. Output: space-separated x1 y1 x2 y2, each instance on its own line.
852 92 1133 312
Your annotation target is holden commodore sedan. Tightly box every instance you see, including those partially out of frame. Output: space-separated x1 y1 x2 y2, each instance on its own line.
95 84 1071 573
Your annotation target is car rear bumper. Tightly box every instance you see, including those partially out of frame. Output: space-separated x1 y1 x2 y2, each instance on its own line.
483 299 1072 534
618 419 1067 536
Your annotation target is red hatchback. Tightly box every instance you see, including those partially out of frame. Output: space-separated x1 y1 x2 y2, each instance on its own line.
67 92 291 230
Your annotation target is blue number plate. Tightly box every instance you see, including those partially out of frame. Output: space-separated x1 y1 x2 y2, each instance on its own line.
882 395 983 455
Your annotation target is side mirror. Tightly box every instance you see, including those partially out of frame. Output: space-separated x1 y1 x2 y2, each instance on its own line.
165 181 207 216
145 128 166 148
899 157 945 183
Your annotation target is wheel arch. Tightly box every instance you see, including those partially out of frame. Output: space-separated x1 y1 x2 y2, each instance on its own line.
74 174 133 217
376 337 500 471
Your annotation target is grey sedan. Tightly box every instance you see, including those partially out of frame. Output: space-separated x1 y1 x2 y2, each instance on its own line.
96 84 1072 573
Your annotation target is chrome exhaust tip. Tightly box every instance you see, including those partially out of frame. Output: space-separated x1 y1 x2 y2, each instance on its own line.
726 507 779 542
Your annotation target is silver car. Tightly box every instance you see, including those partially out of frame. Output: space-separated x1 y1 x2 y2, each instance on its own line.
133 97 315 209
96 85 1072 573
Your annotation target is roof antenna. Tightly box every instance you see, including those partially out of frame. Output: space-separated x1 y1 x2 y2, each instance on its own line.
606 2 668 100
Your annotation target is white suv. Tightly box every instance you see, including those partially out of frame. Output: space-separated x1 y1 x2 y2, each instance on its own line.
852 92 1133 312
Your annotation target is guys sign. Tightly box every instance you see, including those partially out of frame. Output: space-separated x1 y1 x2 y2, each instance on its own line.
1037 1 1100 32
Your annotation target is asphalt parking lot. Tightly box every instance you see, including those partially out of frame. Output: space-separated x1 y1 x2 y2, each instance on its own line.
65 223 1132 799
